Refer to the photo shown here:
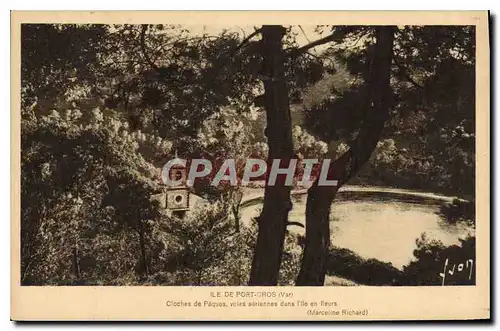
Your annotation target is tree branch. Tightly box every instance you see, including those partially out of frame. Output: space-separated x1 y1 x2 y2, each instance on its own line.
392 55 424 90
287 221 305 228
302 51 336 68
231 28 262 57
298 25 312 44
291 27 362 56
140 24 160 72
292 33 342 55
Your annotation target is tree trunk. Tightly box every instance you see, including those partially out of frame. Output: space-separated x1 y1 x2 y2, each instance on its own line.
249 25 295 286
295 153 350 285
71 245 81 281
296 26 395 286
138 222 150 277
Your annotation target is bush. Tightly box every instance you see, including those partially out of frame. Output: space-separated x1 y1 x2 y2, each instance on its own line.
325 246 403 286
438 199 475 225
144 203 302 286
402 234 475 286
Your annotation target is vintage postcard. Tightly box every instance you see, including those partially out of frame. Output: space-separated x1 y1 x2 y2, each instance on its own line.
11 11 490 321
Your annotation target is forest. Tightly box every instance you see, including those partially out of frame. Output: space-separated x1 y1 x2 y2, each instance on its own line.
20 24 475 286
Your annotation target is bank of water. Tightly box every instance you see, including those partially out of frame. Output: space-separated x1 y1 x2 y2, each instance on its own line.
240 188 474 270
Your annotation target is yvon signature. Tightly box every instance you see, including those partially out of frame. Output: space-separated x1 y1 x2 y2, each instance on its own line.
439 258 474 285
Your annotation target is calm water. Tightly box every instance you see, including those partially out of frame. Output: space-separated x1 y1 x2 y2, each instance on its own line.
241 195 474 270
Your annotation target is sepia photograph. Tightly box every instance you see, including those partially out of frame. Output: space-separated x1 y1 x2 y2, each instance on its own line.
11 11 490 321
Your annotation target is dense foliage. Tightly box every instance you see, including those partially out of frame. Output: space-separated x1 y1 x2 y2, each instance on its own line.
302 26 475 198
20 24 475 286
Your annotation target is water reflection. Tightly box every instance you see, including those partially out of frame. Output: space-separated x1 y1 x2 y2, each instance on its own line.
329 201 473 269
241 193 474 270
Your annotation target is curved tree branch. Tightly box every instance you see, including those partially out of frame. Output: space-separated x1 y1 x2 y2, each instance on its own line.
287 221 305 228
290 27 366 57
232 28 262 56
292 33 342 56
393 54 424 90
140 24 160 72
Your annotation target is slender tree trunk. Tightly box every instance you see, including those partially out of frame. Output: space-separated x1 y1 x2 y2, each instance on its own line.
138 222 150 277
232 189 243 233
197 269 203 285
233 205 241 233
296 26 395 286
295 153 350 285
249 25 295 285
71 245 80 281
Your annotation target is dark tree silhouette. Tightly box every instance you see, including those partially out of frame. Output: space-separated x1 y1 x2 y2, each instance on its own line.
249 25 295 285
296 26 396 285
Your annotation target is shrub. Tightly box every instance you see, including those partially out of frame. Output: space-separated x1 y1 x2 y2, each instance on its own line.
325 246 403 286
402 234 475 286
